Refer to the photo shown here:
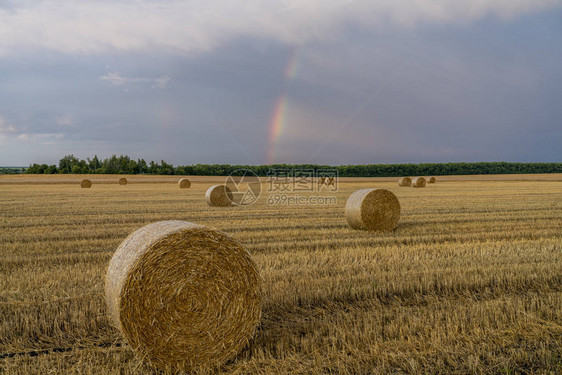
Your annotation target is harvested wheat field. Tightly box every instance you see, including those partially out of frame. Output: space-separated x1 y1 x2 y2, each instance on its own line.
0 174 561 374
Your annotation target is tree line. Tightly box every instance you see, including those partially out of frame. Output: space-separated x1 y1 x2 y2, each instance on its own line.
0 167 26 174
23 154 562 177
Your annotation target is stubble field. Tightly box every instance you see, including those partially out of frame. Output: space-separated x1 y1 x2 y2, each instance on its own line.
0 174 561 374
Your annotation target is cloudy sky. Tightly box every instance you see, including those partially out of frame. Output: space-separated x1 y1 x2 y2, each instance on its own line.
1 1 561 166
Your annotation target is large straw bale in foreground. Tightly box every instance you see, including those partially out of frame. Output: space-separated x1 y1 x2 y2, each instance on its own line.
206 185 233 207
105 220 262 372
428 176 436 183
345 189 400 231
398 177 412 187
412 177 427 188
178 178 191 189
80 179 92 188
119 178 127 185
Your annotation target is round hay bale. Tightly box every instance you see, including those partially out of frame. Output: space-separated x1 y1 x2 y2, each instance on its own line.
205 185 233 207
105 220 262 372
80 179 92 188
398 177 412 187
412 177 427 188
318 177 326 185
119 178 128 185
345 189 400 231
428 176 436 183
178 178 191 189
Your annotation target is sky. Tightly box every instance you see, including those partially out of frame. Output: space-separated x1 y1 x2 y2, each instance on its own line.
1 0 561 166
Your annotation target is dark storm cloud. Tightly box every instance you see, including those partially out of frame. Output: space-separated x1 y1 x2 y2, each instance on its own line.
0 1 561 165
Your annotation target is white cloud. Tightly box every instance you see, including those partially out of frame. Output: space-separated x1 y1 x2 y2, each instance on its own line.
153 76 171 89
56 113 75 126
100 72 169 88
100 72 143 86
17 133 65 143
0 116 16 133
0 1 560 57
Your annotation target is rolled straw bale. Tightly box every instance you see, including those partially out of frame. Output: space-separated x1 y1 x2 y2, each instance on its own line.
178 178 191 189
411 177 427 188
427 176 436 183
345 189 400 231
119 178 128 185
318 177 325 185
205 185 233 207
398 177 411 187
80 179 92 188
105 220 262 372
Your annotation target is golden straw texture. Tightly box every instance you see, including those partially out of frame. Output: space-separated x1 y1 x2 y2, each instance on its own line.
398 177 412 187
119 178 128 185
178 178 191 189
80 179 92 188
105 221 262 372
428 176 436 183
205 185 234 207
345 189 400 231
412 177 427 188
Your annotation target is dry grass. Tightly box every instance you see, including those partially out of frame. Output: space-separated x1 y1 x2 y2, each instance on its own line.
1 174 561 374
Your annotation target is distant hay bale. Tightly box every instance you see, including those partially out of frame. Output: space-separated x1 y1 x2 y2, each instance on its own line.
326 177 335 186
178 178 191 189
398 177 412 187
318 177 326 185
205 185 233 207
119 178 127 185
345 188 400 231
80 179 92 188
428 176 436 183
412 177 426 188
412 177 427 188
105 220 261 373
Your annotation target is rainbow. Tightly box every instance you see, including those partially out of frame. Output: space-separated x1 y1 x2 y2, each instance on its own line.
267 95 288 164
267 47 302 164
284 47 300 79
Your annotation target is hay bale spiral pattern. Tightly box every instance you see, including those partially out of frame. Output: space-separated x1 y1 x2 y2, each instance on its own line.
427 176 436 183
205 185 233 207
80 179 92 188
178 178 191 189
398 177 412 187
119 178 128 185
412 177 427 188
345 188 400 231
105 220 262 372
